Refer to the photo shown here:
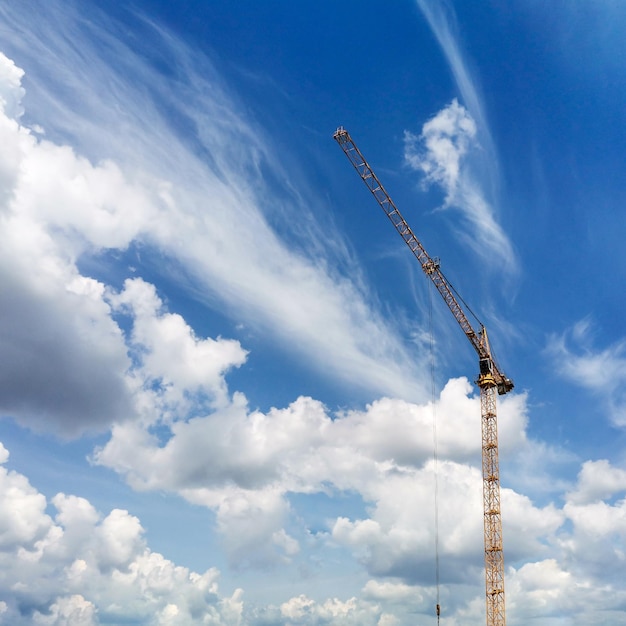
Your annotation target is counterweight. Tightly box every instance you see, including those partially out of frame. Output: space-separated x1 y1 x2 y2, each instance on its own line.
334 127 512 626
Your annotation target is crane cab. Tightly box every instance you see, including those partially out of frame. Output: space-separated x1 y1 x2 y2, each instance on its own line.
479 357 492 375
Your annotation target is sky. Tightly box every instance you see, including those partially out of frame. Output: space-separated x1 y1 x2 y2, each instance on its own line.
0 1 626 624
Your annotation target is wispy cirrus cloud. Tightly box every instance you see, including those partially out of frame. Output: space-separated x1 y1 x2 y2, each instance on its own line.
415 0 488 138
412 2 517 274
547 319 626 427
404 100 516 272
0 0 428 439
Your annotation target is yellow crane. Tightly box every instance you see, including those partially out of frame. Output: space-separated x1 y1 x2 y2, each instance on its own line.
334 127 513 626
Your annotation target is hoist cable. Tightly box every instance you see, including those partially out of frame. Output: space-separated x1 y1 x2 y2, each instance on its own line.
428 279 441 624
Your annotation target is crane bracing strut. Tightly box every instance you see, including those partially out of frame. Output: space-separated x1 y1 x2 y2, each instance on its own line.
334 127 513 626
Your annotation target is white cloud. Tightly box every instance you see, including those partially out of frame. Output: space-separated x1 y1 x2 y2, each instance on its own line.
547 319 626 426
506 559 575 624
362 579 422 604
562 460 626 577
278 594 382 626
501 489 564 562
3 390 626 623
405 99 477 198
0 440 494 626
93 376 535 583
567 459 626 505
0 447 244 625
64 370 552 622
414 0 491 140
0 53 139 437
0 40 422 440
0 53 24 120
492 459 626 625
404 100 516 272
412 0 517 275
110 277 248 413
214 488 298 569
0 3 428 410
0 236 133 437
32 595 97 626
565 498 626 543
0 451 51 550
0 54 24 210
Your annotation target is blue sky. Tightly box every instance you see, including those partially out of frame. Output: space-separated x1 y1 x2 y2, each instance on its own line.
0 1 626 624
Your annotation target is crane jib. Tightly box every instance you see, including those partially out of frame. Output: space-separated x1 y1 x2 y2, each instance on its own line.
333 127 512 394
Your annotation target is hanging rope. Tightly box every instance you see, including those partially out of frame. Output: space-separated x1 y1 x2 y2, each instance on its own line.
428 279 441 625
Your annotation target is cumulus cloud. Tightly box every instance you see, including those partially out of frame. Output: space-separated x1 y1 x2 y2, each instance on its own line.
93 377 534 581
277 594 384 626
0 445 50 551
32 595 97 626
559 458 626 589
0 446 243 625
491 457 626 625
0 52 143 436
0 53 24 208
6 430 618 626
0 52 24 120
109 277 248 415
566 459 626 505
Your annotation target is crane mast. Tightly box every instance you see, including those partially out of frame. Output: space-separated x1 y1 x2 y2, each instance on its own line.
334 127 513 626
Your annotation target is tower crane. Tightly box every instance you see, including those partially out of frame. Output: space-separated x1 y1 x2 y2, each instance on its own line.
334 127 513 626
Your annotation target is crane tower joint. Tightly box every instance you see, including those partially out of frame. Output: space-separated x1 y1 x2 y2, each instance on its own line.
476 372 497 388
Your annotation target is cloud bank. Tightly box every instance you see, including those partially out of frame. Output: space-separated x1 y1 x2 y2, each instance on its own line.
3 400 626 625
